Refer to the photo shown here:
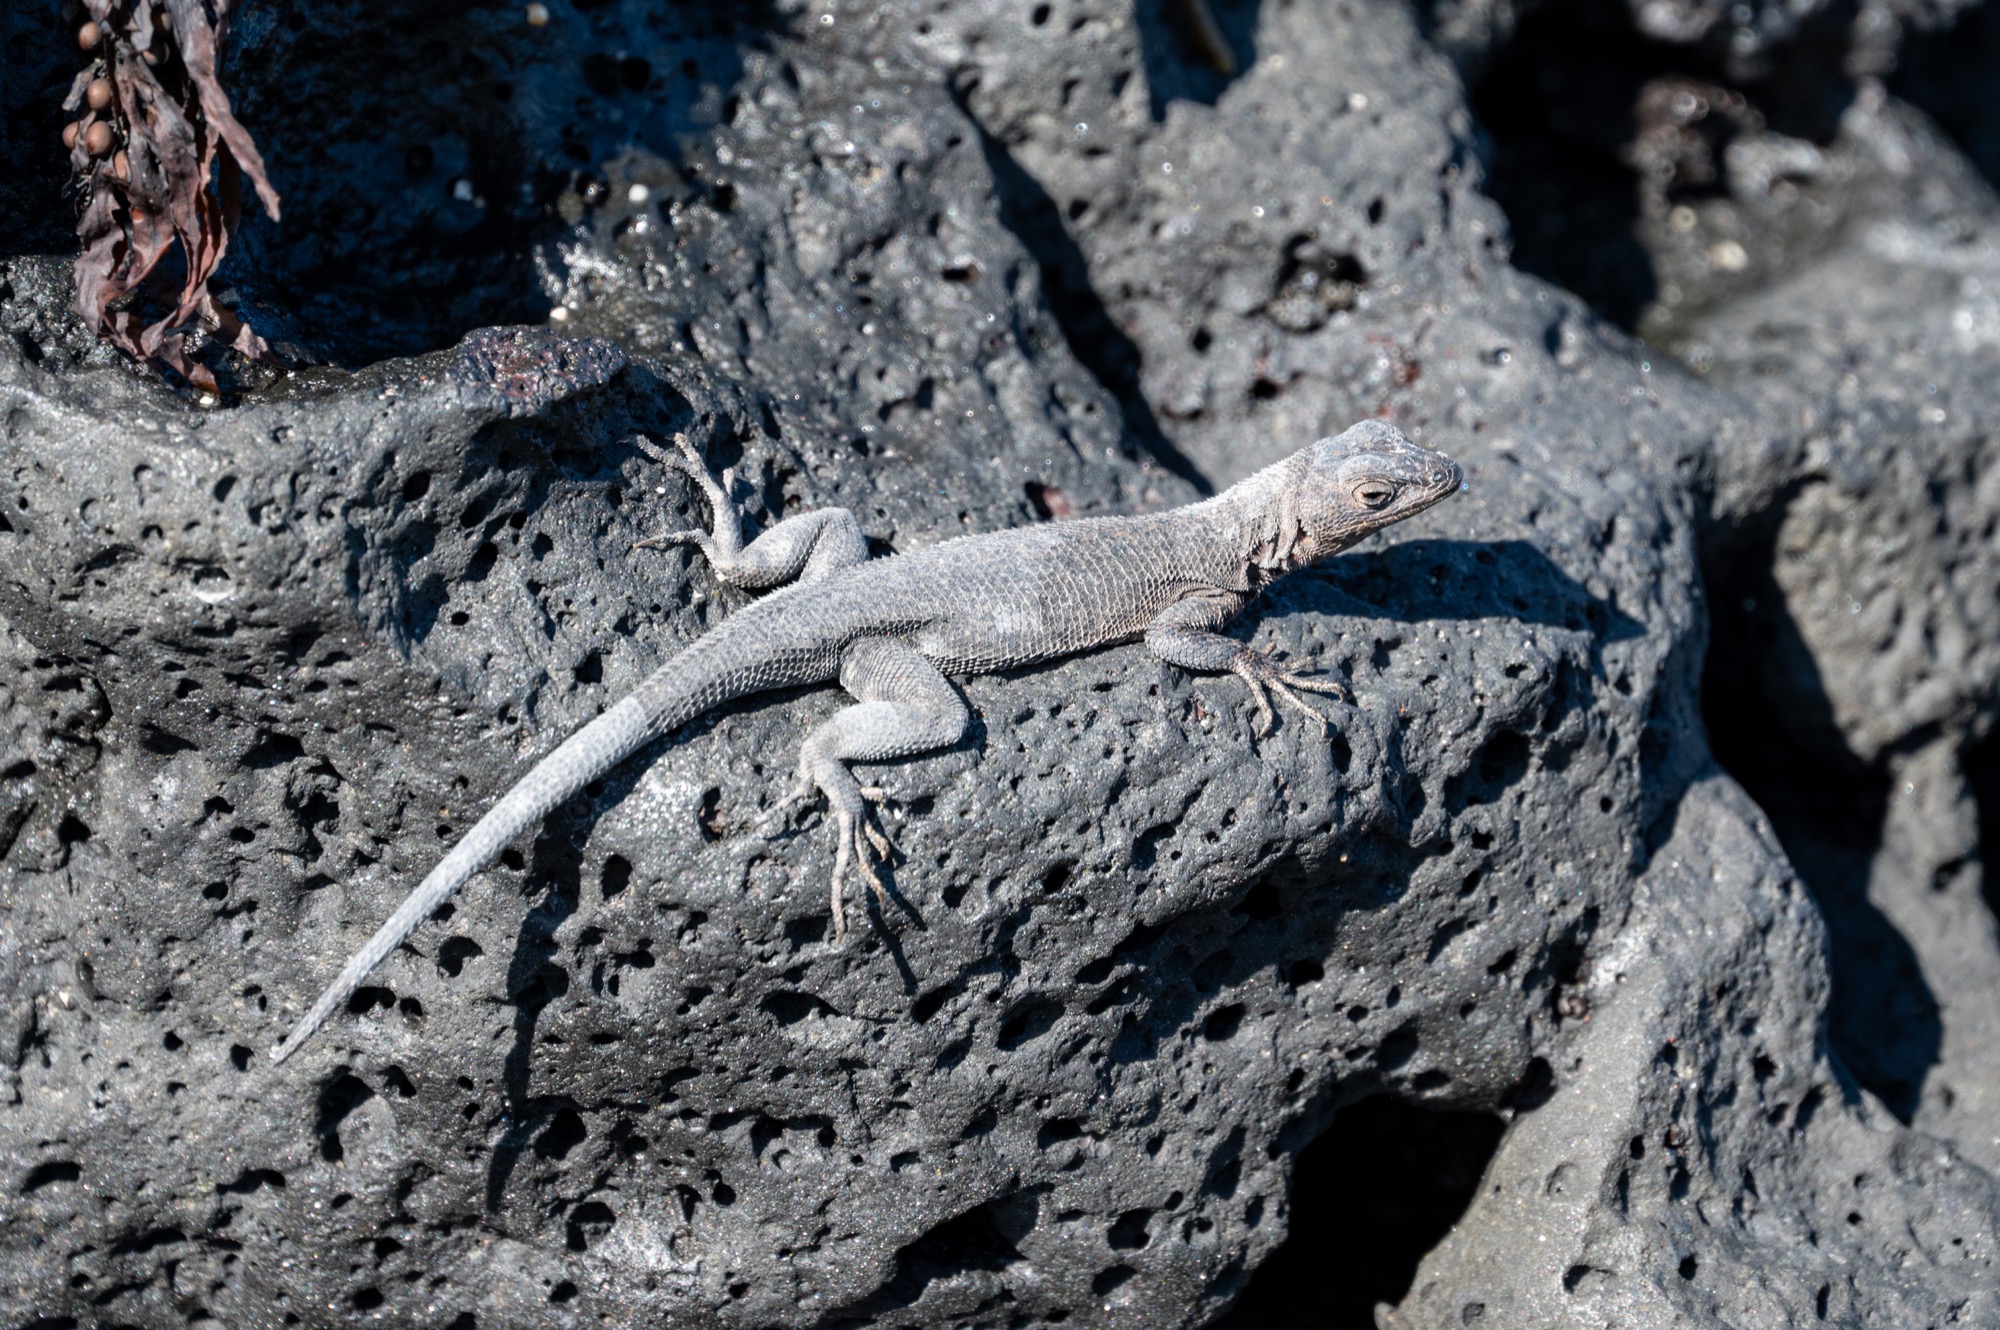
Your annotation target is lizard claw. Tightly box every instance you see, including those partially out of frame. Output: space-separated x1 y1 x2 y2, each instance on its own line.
829 803 893 941
1232 648 1346 737
856 786 897 857
633 431 710 480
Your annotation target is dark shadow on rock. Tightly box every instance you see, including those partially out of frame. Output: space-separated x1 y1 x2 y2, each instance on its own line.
1298 538 1647 645
1969 727 2000 928
1452 0 1857 332
1701 504 1940 1123
0 3 80 256
485 808 586 1212
1891 0 2000 190
818 1186 1047 1329
1210 1095 1505 1330
1463 2 1656 330
1134 0 1259 120
217 0 788 367
958 88 1212 493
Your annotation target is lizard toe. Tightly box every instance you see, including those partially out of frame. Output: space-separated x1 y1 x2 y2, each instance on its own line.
633 529 707 553
1269 679 1335 735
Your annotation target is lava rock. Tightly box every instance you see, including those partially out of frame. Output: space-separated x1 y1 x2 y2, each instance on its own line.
1 1 1998 1328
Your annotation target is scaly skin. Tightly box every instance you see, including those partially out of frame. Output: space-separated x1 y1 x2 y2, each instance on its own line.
270 420 1463 1063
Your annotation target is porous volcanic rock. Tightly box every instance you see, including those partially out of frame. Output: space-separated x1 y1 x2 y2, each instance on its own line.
1 1 1998 1328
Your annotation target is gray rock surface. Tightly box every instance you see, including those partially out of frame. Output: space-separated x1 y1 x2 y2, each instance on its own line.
1 1 1998 1328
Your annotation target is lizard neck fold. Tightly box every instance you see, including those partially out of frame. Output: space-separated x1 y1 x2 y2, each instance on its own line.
1204 452 1319 583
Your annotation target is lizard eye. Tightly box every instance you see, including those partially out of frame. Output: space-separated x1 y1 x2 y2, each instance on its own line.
1354 481 1396 509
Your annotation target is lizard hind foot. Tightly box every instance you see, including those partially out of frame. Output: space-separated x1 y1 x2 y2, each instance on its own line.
828 803 896 942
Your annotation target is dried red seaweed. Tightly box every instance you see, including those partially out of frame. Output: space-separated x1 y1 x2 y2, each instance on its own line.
64 0 280 392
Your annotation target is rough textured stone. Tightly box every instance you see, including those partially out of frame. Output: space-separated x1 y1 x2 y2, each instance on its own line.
2 1 1998 1328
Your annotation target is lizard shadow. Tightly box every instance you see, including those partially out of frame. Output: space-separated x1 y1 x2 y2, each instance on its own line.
484 813 588 1212
1284 537 1645 645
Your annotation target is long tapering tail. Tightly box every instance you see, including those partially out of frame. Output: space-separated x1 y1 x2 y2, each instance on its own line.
270 668 708 1063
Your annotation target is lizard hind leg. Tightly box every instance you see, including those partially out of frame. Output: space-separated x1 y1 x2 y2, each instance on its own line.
633 433 868 588
796 639 969 940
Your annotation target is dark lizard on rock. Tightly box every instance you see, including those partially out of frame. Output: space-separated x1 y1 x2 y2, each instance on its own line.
270 420 1463 1062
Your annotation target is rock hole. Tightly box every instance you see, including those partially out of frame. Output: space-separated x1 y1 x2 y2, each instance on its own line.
346 986 394 1015
1502 1057 1557 1112
1038 1117 1083 1148
566 1200 617 1252
534 1108 587 1160
997 996 1063 1050
762 990 837 1026
22 1160 81 1193
244 731 307 769
911 984 956 1023
1107 1208 1153 1250
218 1167 286 1193
1202 1003 1245 1041
437 936 484 978
140 726 198 756
1074 955 1116 985
314 1072 375 1162
1234 881 1281 920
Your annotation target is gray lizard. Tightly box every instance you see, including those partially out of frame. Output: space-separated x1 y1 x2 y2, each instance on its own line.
270 419 1463 1062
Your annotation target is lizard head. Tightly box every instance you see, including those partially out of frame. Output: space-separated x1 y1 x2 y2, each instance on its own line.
1282 420 1463 563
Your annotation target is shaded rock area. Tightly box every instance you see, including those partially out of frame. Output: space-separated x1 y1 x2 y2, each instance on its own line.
0 2 1997 1329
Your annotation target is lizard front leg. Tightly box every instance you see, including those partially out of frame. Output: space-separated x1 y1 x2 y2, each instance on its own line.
634 433 869 587
1145 590 1346 736
797 638 969 940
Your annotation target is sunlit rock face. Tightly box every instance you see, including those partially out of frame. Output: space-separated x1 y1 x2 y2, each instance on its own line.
2 1 1998 1326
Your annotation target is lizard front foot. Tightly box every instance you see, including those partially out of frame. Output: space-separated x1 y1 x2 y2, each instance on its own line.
1230 647 1347 737
632 432 738 560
